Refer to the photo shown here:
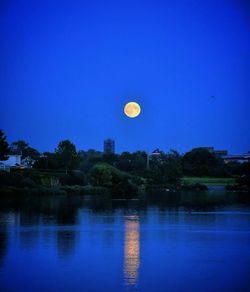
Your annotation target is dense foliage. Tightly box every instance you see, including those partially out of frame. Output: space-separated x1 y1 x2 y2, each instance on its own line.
88 163 138 195
10 140 40 159
145 150 183 184
182 148 235 177
1 129 250 193
55 140 78 171
0 130 9 161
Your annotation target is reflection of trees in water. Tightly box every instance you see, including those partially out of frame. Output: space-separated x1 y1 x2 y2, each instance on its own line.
0 191 247 267
124 215 140 290
144 190 243 208
57 230 79 258
0 196 81 226
87 195 113 213
19 212 40 226
0 191 246 226
55 206 77 225
20 230 40 249
0 229 8 268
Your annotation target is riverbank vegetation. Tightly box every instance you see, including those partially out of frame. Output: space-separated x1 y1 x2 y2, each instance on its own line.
182 177 236 186
0 130 250 195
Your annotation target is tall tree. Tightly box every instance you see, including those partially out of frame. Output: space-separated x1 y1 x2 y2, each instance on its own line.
78 149 103 172
56 140 78 172
11 140 28 154
182 148 218 176
0 130 9 160
11 140 39 158
149 150 183 184
117 152 133 171
33 152 60 169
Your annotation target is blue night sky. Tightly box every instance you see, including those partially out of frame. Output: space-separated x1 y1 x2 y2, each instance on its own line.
0 0 249 154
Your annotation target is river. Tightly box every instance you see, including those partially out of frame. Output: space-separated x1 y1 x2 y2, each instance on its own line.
0 191 250 292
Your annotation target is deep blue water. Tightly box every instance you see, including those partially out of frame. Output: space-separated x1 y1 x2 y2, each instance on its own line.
0 192 250 292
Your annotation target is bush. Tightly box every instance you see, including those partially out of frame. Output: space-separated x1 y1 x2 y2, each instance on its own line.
59 172 86 186
62 185 109 195
237 174 250 189
82 185 109 195
20 177 37 188
0 172 23 187
181 183 208 191
88 163 138 196
31 186 66 196
0 186 67 196
88 164 113 187
88 163 130 186
182 148 220 177
111 179 138 196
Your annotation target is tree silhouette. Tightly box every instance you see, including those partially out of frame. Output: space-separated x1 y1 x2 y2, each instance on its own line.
0 129 9 161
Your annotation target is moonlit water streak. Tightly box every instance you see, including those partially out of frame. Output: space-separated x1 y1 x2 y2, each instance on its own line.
124 215 140 290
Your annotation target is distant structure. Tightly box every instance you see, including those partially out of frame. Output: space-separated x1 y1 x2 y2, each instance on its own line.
0 154 22 171
104 138 115 154
151 148 162 155
191 147 250 163
223 153 250 164
192 147 227 157
147 148 162 169
214 150 228 157
0 147 35 170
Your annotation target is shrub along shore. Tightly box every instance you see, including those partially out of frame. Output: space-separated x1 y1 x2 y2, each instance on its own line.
0 131 249 196
0 166 249 197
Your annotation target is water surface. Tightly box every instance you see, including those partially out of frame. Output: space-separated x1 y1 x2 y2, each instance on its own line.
0 191 250 292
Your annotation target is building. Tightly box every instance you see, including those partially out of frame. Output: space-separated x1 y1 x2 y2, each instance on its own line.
214 150 228 157
151 148 162 155
147 148 162 169
21 156 35 168
104 139 115 154
191 148 250 163
222 153 250 164
192 147 228 157
0 154 22 168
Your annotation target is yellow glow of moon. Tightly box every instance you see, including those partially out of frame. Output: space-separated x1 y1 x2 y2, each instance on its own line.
124 102 141 118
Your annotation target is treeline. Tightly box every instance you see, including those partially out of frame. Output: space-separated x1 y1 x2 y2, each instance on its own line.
5 138 249 179
1 129 250 192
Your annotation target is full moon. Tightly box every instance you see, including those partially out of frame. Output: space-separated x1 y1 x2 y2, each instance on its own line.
124 102 141 118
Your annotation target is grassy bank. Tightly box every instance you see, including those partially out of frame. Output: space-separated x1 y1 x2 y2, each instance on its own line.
182 176 236 186
0 185 110 196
